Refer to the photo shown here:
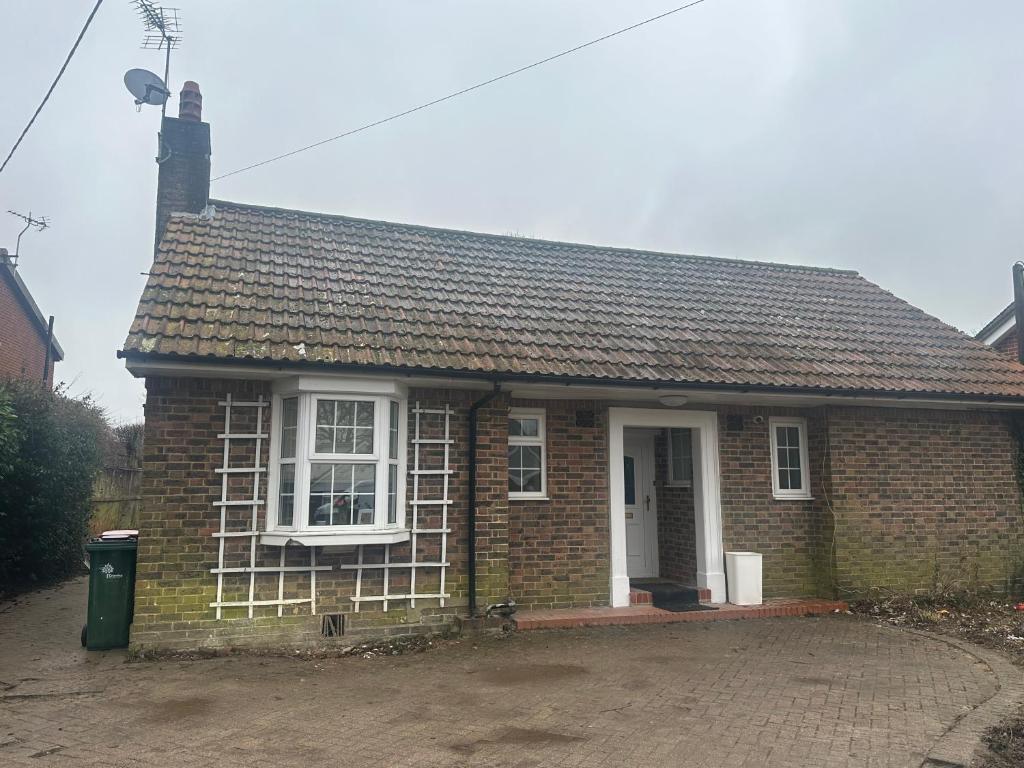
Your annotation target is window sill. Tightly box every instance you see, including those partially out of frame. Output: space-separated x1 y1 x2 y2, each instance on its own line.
260 529 411 547
509 495 550 502
772 493 813 501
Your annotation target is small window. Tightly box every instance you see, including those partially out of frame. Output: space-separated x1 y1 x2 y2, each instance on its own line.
508 408 547 499
769 417 811 499
666 428 693 486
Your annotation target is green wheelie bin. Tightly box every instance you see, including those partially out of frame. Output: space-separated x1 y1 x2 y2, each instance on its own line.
83 531 138 650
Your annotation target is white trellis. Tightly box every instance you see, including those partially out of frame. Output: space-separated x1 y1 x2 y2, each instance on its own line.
209 393 331 618
347 401 453 611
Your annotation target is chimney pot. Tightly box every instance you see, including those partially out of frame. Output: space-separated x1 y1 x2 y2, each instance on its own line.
179 81 202 122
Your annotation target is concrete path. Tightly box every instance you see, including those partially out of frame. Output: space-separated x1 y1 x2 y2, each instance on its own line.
0 578 1017 767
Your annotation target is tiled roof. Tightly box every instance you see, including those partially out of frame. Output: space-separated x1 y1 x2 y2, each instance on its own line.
122 200 1024 400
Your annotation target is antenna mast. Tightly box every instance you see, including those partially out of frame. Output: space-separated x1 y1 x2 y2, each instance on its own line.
133 0 181 118
6 210 50 268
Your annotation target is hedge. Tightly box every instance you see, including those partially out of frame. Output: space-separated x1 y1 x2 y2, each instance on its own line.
0 380 107 590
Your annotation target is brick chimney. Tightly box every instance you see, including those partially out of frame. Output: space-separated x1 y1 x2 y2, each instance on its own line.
154 81 211 251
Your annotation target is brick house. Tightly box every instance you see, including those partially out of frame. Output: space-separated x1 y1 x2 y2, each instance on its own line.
0 248 62 387
120 86 1024 650
978 302 1018 360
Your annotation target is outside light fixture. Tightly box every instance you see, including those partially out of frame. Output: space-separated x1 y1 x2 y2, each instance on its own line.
658 395 688 407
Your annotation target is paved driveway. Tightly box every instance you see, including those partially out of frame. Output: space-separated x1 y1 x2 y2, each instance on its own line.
0 578 1011 767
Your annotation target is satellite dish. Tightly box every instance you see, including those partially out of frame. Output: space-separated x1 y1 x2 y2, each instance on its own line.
124 68 169 106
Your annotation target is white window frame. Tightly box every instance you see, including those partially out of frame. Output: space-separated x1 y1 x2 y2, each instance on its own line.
508 407 547 500
665 427 693 487
266 378 408 537
768 416 811 500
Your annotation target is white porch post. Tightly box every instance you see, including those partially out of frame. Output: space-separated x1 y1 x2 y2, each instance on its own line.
690 423 726 602
608 407 726 606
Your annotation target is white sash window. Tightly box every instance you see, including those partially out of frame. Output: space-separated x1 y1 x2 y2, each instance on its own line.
266 378 408 542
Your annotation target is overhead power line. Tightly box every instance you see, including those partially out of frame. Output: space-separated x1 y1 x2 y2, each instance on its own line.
0 0 106 178
214 0 709 182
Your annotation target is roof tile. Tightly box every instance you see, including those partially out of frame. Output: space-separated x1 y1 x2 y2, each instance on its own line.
121 200 1024 399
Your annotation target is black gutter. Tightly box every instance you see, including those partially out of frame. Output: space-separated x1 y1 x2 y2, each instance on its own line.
118 350 1024 405
467 382 501 618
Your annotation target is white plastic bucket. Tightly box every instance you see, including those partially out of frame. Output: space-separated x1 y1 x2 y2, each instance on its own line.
725 551 763 606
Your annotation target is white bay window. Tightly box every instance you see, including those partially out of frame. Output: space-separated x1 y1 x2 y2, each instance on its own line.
263 378 408 546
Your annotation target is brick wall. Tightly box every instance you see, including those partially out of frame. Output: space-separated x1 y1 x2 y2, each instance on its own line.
825 407 1024 594
133 375 1024 650
0 269 54 387
993 329 1019 362
132 378 477 650
507 399 609 610
716 406 829 598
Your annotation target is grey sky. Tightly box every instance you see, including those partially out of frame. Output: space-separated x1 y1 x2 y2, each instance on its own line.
2 1 1022 423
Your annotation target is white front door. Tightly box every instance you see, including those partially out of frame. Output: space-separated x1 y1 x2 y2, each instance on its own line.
624 432 658 578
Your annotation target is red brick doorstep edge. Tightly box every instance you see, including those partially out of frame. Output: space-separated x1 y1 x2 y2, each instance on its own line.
514 599 848 631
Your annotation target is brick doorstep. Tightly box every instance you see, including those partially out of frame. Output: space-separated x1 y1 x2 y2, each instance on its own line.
514 598 848 630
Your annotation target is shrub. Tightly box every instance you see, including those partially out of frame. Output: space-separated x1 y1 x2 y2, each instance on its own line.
0 380 107 590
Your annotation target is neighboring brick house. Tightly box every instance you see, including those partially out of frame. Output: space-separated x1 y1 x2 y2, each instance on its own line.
977 302 1018 360
119 86 1024 650
0 248 63 387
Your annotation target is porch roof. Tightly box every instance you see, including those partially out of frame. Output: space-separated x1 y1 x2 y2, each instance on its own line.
122 200 1024 400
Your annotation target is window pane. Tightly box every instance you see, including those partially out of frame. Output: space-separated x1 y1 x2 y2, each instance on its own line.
624 456 636 505
510 417 539 437
337 426 354 453
508 446 522 492
308 462 376 526
336 401 355 427
315 426 333 454
778 466 791 490
520 469 542 493
280 398 298 459
519 445 541 470
786 447 801 470
277 463 295 527
389 401 399 460
309 463 333 493
670 428 692 483
355 401 374 427
388 464 398 524
788 468 803 490
316 400 334 427
354 427 373 454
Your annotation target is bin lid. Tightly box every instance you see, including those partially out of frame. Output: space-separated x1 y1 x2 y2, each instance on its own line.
100 529 139 540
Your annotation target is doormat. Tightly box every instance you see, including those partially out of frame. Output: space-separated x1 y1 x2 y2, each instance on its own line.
630 580 718 613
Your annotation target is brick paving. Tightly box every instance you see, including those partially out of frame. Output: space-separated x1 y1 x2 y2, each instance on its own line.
0 578 1016 767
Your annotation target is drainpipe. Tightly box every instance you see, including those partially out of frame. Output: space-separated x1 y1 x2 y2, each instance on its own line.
1013 262 1024 365
467 382 501 618
41 315 54 387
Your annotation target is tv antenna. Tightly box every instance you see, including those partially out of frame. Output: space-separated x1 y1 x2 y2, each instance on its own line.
132 0 181 118
7 210 50 268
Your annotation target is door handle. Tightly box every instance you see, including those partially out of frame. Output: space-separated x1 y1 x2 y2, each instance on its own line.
645 495 650 511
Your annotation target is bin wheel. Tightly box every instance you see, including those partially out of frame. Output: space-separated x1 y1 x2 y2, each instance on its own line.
81 624 87 647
